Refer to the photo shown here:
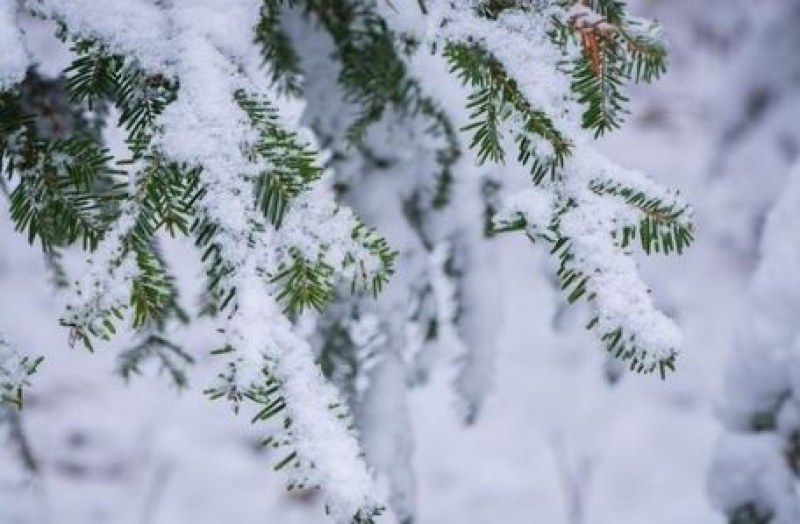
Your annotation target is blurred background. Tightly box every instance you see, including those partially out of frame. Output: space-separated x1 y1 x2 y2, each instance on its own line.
1 0 799 522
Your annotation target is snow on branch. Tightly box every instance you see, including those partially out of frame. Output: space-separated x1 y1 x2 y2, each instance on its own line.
12 0 387 519
62 204 140 349
28 0 171 74
380 0 690 375
0 0 693 520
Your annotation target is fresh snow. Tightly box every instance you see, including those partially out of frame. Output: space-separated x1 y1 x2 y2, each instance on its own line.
1 0 797 523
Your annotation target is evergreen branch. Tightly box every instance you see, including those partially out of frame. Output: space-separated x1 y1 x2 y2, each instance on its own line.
462 79 507 164
64 50 121 104
491 192 680 378
205 357 385 521
555 0 666 135
619 20 667 84
62 158 200 347
65 41 178 156
587 0 625 26
589 178 694 255
348 222 397 298
271 252 335 315
8 137 123 251
302 0 411 142
572 46 629 136
302 0 460 197
257 0 304 95
124 161 199 329
548 234 676 378
1 74 122 252
445 42 572 183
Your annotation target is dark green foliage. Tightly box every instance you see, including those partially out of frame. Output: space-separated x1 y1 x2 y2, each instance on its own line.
191 215 234 315
118 237 192 387
8 137 121 251
64 40 178 156
273 252 335 314
257 0 305 95
446 43 572 183
236 89 322 228
572 44 630 137
549 0 667 135
302 0 416 143
589 178 694 255
299 0 460 204
1 74 123 252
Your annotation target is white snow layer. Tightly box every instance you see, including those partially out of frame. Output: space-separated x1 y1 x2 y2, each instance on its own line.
153 1 382 519
28 0 171 73
709 161 800 522
0 1 29 89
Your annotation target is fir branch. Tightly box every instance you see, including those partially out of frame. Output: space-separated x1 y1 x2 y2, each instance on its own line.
589 178 694 255
548 233 676 378
1 75 122 252
272 251 335 315
256 0 304 95
205 357 385 521
236 90 322 228
571 45 629 136
303 0 460 197
65 41 178 156
445 42 572 183
561 0 667 135
8 137 123 251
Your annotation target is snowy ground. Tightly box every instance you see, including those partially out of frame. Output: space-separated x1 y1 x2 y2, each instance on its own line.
0 4 764 524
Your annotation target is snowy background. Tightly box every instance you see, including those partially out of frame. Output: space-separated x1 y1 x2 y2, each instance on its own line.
1 0 797 523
